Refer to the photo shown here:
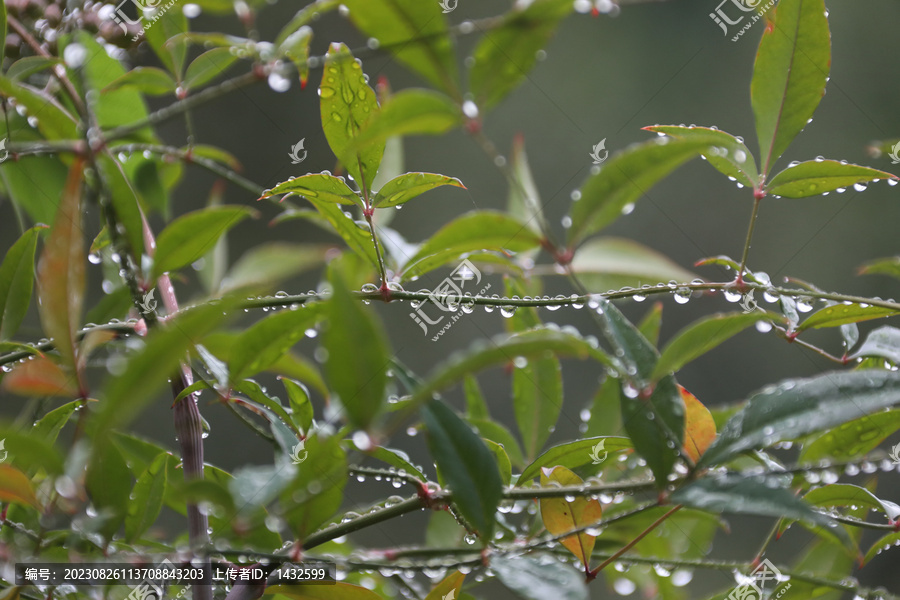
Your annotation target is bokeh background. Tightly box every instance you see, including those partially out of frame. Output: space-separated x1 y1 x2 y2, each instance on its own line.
2 0 900 597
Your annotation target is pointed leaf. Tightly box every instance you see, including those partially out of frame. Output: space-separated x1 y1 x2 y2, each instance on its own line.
353 89 462 149
125 452 170 542
295 194 380 270
652 312 775 380
468 417 526 469
491 555 588 600
0 76 78 140
507 135 544 236
0 465 40 509
797 303 898 331
144 5 188 77
803 484 896 520
37 159 85 378
1 356 78 397
637 302 664 347
86 439 132 538
539 466 603 568
850 326 900 364
0 226 42 340
230 305 324 381
864 531 900 566
366 446 427 482
342 0 457 94
103 67 177 95
183 47 238 91
423 399 503 539
518 437 632 483
680 387 716 463
513 355 562 461
320 43 384 195
322 260 390 430
568 237 697 293
699 370 900 467
859 257 900 281
279 434 347 537
280 377 314 435
463 374 489 420
751 0 831 175
96 155 145 258
424 571 465 600
644 125 759 188
153 206 256 277
279 25 313 88
373 172 464 208
799 410 900 464
262 173 361 207
32 401 80 443
219 242 331 293
766 160 898 198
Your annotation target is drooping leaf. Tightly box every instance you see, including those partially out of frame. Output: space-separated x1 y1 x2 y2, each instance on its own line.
280 377 315 435
153 206 256 277
507 135 544 236
219 242 331 293
319 43 384 195
279 25 313 88
342 0 457 94
644 125 760 188
491 555 588 600
469 0 573 110
125 452 170 542
518 437 632 483
144 4 188 78
652 312 775 380
424 571 465 600
294 196 380 270
261 174 361 208
229 304 323 382
423 399 503 540
539 466 603 569
103 67 177 95
859 256 900 281
751 0 831 175
399 210 542 280
567 237 698 293
36 159 85 380
86 439 132 538
7 56 60 81
95 155 146 258
0 465 40 509
184 47 238 91
1 356 78 397
797 302 898 332
566 137 718 246
485 439 513 487
680 387 716 463
803 484 898 521
232 379 302 438
799 410 900 464
0 226 42 340
766 160 898 198
513 355 563 462
353 89 462 149
699 370 900 467
322 259 390 430
850 326 900 364
373 172 465 208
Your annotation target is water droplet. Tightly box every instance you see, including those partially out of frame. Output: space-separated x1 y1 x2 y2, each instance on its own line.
462 100 479 119
268 72 291 92
561 215 573 228
613 578 636 595
621 202 635 215
500 305 517 318
853 182 867 192
755 321 773 333
63 43 87 68
183 3 201 17
723 289 742 303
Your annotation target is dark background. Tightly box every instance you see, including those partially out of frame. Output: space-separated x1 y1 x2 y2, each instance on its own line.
2 0 900 597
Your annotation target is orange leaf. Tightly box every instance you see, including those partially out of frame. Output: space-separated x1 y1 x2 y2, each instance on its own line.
1 356 78 397
0 464 40 509
424 570 465 600
680 386 716 463
539 466 603 570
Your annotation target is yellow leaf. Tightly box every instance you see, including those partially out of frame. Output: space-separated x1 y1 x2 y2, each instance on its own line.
424 570 465 600
680 386 716 463
0 464 40 509
539 466 603 570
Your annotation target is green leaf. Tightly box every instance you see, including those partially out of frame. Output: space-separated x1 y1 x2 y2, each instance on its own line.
6 56 60 82
233 379 302 438
468 417 526 469
32 401 80 443
637 302 664 348
644 125 760 188
513 355 562 461
262 173 361 207
850 326 900 364
298 194 380 270
859 256 900 281
507 135 544 236
342 0 457 94
153 206 255 277
464 374 489 420
566 137 718 246
672 474 848 544
96 155 146 258
0 226 42 340
36 161 84 378
373 172 464 208
797 303 898 332
353 89 462 149
766 160 898 198
0 76 79 140
652 312 775 380
518 437 633 483
699 370 900 467
751 0 831 175
423 399 503 539
567 237 698 292
484 439 512 487
219 242 330 293
322 259 390 430
184 48 238 91
229 305 323 382
399 210 542 280
320 43 384 195
125 452 169 542
86 440 132 538
366 446 427 482
278 25 313 88
281 377 315 435
279 434 347 538
103 67 177 96
864 531 900 566
803 484 896 519
469 0 573 110
799 410 900 464
0 2 6 72
491 555 588 600
144 5 188 78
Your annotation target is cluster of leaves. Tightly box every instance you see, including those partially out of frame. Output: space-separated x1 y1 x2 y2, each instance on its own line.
1 0 900 599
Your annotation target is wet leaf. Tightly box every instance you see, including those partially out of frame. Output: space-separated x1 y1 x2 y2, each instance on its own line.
637 302 664 347
1 356 78 397
766 160 898 197
424 571 465 600
184 47 238 91
366 446 427 482
539 466 603 569
803 484 896 520
470 0 573 110
103 67 177 95
274 0 338 47
32 401 80 443
280 377 314 435
423 399 503 539
7 56 60 81
278 25 313 88
322 259 390 430
751 0 830 174
652 312 775 380
320 43 384 196
300 196 380 270
799 410 900 464
850 326 900 364
399 210 542 280
566 137 718 246
354 89 462 149
36 159 85 380
491 555 588 600
699 370 900 467
0 226 42 340
864 531 900 566
153 206 255 277
680 387 716 463
518 437 632 482
86 439 132 538
506 135 544 236
797 303 898 331
342 0 457 95
568 237 697 293
373 172 465 208
144 5 188 77
0 465 40 509
0 75 79 140
261 173 361 207
219 242 331 293
484 439 512 486
513 355 562 462
644 125 759 188
229 305 324 382
279 434 347 538
125 452 170 542
95 155 145 258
